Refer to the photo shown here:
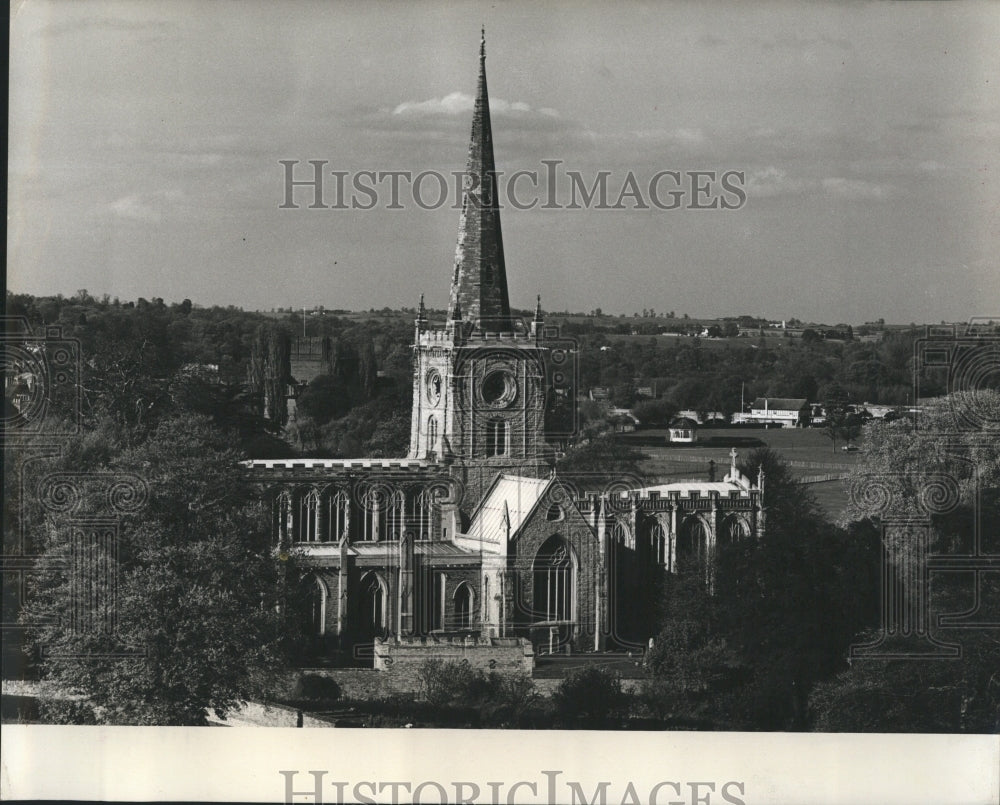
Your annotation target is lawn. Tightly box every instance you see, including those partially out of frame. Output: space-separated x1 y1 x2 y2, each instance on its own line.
619 426 860 518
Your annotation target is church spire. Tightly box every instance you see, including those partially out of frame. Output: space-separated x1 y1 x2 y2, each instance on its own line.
448 29 512 334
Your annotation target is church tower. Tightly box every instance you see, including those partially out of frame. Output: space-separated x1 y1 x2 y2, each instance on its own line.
409 31 550 510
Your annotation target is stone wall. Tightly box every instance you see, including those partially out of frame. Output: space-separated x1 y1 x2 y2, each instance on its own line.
374 635 533 675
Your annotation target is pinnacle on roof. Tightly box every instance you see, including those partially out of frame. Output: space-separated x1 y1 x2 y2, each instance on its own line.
448 29 513 334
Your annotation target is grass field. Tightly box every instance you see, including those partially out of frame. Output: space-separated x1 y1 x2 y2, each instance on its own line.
619 426 860 519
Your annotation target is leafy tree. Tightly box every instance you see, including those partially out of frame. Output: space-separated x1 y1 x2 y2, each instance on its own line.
24 416 302 725
296 374 352 424
631 398 678 428
364 411 411 457
820 390 1000 731
644 574 746 726
809 575 1000 732
644 449 880 730
556 435 647 488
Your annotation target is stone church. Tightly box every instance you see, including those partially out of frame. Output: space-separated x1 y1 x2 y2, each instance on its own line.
247 34 765 660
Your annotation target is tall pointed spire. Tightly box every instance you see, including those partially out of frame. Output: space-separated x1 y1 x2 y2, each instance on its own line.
448 29 512 334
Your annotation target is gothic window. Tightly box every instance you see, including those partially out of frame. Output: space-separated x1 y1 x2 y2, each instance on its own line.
454 583 474 629
486 420 508 457
385 490 404 540
306 575 325 636
612 519 630 547
360 487 387 541
296 489 319 543
546 503 564 521
406 489 432 540
645 519 666 564
327 490 348 542
533 536 575 623
275 491 292 543
358 573 386 639
720 515 748 546
678 516 708 573
427 416 438 454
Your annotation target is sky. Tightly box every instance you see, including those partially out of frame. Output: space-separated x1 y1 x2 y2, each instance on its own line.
8 0 1000 324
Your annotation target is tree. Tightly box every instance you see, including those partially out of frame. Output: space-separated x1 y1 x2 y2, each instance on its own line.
247 324 291 428
556 435 647 488
296 374 351 424
809 575 1000 732
822 390 1000 731
801 328 821 345
643 449 880 730
631 398 677 428
25 416 301 725
823 384 853 452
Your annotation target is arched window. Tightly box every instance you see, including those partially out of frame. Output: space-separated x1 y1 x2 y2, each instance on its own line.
275 491 292 543
678 516 708 573
296 489 319 542
454 583 474 629
359 573 386 639
305 575 326 636
327 490 349 542
719 515 748 546
546 503 565 521
644 519 666 564
406 488 432 540
611 519 630 547
533 536 575 623
486 420 508 457
426 416 438 455
359 486 387 541
385 490 404 540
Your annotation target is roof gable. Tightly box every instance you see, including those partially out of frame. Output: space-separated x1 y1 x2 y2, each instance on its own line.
465 474 551 544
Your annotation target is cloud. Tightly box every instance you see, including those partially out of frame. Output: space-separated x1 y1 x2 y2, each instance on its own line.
392 92 557 119
821 177 891 200
745 166 808 198
107 189 184 222
109 195 161 222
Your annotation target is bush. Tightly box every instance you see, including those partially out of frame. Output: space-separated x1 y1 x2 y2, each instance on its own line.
294 674 341 703
38 697 98 725
552 666 627 727
415 659 540 726
417 659 477 708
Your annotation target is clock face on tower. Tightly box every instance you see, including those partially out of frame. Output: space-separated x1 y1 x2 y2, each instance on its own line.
425 369 442 405
479 369 517 409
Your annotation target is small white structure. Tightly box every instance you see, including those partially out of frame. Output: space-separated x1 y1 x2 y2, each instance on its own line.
740 397 809 428
668 416 699 443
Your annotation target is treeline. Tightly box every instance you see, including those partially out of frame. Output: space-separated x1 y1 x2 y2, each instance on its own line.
0 291 949 449
4 291 415 457
566 326 924 410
